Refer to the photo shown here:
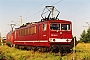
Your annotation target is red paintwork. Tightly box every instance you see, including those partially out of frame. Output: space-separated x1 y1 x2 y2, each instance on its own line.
6 19 72 47
6 31 15 45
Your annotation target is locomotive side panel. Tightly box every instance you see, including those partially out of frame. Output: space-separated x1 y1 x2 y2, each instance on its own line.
49 20 72 44
6 31 15 46
14 25 38 46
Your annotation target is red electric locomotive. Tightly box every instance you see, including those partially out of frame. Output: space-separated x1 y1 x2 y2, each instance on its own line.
6 6 77 53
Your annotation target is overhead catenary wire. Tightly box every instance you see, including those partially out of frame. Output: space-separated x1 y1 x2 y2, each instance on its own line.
23 0 63 20
12 0 51 24
22 0 51 16
24 10 43 20
52 0 63 5
13 0 51 21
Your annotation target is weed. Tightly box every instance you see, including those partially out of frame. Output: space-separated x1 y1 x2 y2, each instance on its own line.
0 43 90 60
19 55 26 60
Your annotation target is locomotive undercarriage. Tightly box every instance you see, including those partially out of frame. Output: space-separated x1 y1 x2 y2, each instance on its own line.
50 45 72 53
7 37 78 53
7 43 72 54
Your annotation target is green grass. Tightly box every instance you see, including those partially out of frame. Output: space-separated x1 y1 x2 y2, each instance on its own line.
0 45 61 60
0 43 90 60
62 43 90 60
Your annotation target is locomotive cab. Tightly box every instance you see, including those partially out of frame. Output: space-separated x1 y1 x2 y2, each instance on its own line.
46 20 73 52
49 20 72 44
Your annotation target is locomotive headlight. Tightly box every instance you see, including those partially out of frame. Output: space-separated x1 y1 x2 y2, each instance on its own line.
60 32 62 34
53 39 55 42
49 39 52 42
57 30 59 32
49 39 56 42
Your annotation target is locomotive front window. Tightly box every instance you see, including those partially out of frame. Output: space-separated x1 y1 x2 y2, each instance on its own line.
61 24 70 30
50 23 60 30
43 24 47 31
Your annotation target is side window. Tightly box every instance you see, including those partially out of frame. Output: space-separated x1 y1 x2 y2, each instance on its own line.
25 28 26 35
38 25 40 32
18 30 19 36
33 26 36 34
31 26 36 34
29 28 31 34
15 31 17 39
20 29 22 35
31 27 33 34
32 26 36 34
22 29 24 35
67 24 70 30
21 29 23 35
43 24 47 31
27 28 29 34
25 28 28 35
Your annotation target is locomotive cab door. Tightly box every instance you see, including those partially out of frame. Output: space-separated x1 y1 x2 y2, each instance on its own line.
38 25 42 42
38 23 48 46
42 23 48 41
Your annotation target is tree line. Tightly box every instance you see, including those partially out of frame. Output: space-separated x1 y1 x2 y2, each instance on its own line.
79 27 90 43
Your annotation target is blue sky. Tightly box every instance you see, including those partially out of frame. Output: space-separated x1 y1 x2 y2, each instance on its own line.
0 0 90 39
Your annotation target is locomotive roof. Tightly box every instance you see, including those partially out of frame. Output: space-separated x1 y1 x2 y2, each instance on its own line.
15 19 71 29
41 19 72 23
